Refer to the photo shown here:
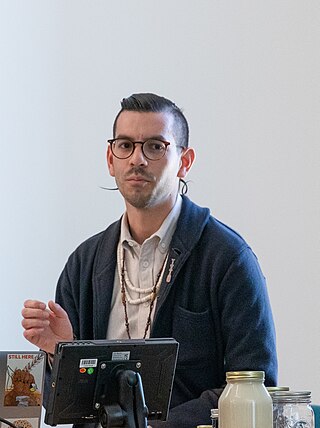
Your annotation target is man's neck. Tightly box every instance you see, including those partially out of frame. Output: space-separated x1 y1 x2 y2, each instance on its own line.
125 197 177 245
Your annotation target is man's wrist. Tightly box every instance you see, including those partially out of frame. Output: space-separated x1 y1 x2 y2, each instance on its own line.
44 333 76 367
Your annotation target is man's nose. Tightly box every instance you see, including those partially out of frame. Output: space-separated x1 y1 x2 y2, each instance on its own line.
129 143 148 165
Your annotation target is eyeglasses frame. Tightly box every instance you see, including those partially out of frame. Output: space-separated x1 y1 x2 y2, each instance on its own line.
107 138 172 161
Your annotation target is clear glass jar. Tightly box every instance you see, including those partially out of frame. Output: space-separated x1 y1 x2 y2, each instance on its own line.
211 408 219 428
272 391 314 428
218 371 273 428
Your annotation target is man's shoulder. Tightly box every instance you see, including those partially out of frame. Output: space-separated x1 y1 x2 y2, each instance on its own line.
180 196 248 251
69 218 121 262
206 216 248 246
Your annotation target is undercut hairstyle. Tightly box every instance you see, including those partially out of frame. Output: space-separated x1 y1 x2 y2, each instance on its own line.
112 93 189 148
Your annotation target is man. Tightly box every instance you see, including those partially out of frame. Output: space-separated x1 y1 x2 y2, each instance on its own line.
22 93 277 427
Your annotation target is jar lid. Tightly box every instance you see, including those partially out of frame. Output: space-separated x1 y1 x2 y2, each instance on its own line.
267 386 290 393
272 391 311 403
226 371 265 381
211 408 219 419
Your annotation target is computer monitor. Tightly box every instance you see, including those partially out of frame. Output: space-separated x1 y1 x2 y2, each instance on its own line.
44 338 179 427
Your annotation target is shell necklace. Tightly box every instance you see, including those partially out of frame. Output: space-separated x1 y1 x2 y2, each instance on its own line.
118 246 168 339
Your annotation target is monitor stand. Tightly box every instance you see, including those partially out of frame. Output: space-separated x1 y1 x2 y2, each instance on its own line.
99 369 148 428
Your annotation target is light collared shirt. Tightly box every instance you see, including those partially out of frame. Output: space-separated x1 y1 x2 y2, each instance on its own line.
106 195 182 339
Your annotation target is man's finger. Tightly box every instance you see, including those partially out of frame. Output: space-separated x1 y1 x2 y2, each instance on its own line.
21 307 50 320
48 300 68 318
23 300 46 310
21 317 50 329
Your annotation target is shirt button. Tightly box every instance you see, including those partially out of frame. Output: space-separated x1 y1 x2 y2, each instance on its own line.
142 260 149 268
160 242 166 249
128 241 134 247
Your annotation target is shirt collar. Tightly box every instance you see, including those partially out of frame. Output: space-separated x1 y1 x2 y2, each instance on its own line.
120 195 182 254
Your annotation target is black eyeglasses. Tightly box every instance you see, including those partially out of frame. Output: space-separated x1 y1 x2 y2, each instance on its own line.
108 138 171 161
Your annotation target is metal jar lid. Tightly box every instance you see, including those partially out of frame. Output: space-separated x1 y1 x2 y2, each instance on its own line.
211 408 219 419
271 391 312 403
226 371 265 381
267 386 290 394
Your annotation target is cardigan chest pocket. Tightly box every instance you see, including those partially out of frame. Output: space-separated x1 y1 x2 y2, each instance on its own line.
172 305 214 368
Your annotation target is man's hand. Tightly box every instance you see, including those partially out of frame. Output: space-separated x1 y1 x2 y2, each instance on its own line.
21 300 74 354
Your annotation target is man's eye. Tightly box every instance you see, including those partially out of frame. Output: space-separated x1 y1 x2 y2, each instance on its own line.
148 141 165 151
117 140 132 150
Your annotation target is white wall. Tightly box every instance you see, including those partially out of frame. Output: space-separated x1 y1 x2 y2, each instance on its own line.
1 0 319 413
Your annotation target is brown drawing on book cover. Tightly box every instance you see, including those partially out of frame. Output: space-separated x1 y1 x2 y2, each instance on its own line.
4 354 43 407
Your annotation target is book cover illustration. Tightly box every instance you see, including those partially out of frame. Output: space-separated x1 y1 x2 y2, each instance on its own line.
3 353 45 407
0 417 39 428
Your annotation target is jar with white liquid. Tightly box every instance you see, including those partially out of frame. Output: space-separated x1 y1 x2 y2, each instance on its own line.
218 371 273 428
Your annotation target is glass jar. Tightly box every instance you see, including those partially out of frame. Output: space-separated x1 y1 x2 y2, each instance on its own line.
272 391 314 428
218 371 272 428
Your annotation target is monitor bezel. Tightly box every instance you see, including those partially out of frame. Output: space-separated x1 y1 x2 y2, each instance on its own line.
44 338 179 426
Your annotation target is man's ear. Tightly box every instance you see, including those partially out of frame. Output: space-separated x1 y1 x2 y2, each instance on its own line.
107 145 115 177
177 147 195 178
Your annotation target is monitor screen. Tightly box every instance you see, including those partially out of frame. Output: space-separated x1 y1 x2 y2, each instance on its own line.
44 338 179 426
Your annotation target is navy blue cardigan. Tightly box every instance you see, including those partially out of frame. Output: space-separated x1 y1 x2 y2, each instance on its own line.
52 196 277 427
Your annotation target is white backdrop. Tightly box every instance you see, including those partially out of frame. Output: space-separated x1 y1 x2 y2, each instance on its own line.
1 0 319 416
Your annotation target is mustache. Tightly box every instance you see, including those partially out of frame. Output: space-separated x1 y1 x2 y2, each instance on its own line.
124 167 155 181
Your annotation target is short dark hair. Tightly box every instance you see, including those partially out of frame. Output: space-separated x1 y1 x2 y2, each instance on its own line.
113 93 189 148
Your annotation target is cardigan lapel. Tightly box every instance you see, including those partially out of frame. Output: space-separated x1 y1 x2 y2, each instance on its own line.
92 219 121 339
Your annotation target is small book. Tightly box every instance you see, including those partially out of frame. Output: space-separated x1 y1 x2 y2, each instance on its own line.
0 351 46 428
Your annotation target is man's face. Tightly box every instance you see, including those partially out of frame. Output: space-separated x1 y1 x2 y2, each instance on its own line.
107 110 185 210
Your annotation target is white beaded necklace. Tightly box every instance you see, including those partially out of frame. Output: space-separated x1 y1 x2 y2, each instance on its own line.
118 245 169 339
117 244 168 305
